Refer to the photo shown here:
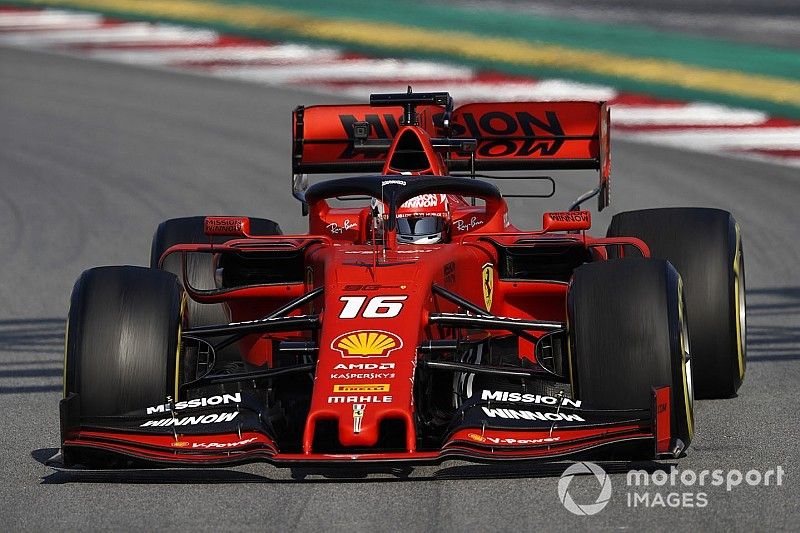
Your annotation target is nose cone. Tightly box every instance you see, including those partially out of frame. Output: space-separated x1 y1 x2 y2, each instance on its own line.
306 329 414 451
302 257 424 453
332 394 395 447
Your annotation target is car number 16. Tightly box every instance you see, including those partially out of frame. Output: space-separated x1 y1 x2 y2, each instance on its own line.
338 296 408 318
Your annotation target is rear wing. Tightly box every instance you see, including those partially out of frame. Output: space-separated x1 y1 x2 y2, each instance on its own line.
292 98 611 209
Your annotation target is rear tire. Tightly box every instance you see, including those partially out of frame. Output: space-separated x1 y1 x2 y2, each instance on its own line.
64 266 184 417
568 258 693 452
607 208 745 398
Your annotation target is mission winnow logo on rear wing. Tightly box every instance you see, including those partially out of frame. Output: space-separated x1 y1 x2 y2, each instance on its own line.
335 108 568 158
294 101 606 170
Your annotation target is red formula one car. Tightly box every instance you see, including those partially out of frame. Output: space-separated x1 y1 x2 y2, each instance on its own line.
59 90 746 468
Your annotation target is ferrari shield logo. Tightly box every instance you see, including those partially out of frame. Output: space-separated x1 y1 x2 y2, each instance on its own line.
482 263 494 311
353 404 365 434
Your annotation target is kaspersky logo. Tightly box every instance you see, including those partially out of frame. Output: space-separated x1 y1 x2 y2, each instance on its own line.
332 330 403 358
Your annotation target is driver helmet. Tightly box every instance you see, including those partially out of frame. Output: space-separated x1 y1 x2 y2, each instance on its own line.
396 194 449 245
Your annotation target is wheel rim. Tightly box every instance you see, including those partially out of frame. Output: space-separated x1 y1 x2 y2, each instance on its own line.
62 317 70 398
678 278 694 439
733 227 746 380
173 293 188 400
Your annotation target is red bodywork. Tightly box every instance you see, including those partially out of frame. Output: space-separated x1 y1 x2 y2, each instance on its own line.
62 96 676 467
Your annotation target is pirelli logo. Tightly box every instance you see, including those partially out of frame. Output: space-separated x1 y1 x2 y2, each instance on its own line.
333 384 390 393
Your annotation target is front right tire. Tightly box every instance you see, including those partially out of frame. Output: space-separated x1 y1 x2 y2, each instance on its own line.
63 266 185 466
607 208 745 398
64 266 184 416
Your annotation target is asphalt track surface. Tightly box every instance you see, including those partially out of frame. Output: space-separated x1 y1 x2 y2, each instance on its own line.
448 0 800 49
0 45 798 531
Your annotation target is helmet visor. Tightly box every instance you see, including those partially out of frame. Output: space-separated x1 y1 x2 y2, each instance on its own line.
396 216 445 237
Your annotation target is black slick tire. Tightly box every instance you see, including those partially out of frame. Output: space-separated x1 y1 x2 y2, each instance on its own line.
607 208 745 398
568 258 694 452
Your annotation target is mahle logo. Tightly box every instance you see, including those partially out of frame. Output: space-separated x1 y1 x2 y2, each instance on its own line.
558 462 613 516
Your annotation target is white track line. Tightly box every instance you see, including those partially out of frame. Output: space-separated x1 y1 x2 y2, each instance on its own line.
326 79 617 101
526 79 618 101
613 103 768 126
619 128 800 150
0 23 218 46
212 59 473 83
724 151 800 169
86 43 342 65
0 9 102 27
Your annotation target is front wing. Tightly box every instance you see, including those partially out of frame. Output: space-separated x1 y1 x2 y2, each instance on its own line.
59 387 675 468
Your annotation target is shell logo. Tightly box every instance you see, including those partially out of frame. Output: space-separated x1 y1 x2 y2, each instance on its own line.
332 330 403 358
170 441 190 448
467 433 486 443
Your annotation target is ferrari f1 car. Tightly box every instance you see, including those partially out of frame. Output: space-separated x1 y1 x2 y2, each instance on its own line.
60 90 746 468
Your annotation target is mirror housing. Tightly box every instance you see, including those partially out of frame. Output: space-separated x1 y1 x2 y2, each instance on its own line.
542 211 591 232
204 216 250 237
